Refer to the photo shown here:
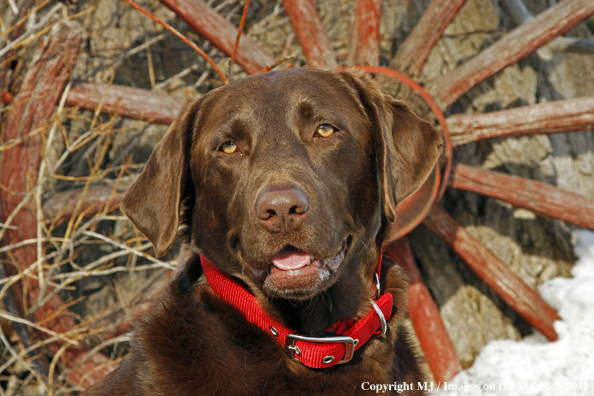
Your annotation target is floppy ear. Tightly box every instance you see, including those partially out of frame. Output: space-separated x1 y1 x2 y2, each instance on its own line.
339 70 444 222
377 97 444 222
120 99 201 257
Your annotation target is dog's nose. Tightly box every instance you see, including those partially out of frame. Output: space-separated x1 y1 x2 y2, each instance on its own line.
256 185 309 233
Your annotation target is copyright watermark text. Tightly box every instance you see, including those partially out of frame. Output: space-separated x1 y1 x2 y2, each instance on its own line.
360 381 590 393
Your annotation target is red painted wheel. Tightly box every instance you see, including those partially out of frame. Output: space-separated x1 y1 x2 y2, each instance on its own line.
62 0 594 384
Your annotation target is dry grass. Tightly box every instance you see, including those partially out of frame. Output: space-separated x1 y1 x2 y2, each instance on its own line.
0 0 304 393
0 0 366 392
0 103 174 394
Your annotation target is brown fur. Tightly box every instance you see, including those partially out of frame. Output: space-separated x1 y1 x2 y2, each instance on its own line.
82 69 443 396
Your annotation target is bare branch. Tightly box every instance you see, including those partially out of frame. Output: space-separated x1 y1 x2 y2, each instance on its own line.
0 309 77 345
160 0 276 74
83 231 172 268
123 0 228 83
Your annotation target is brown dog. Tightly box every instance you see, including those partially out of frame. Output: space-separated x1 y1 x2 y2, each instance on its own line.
81 68 442 395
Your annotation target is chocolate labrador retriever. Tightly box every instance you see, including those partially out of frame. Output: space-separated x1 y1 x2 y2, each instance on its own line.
81 68 442 395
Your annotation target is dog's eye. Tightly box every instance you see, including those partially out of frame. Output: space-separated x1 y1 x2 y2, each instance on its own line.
220 141 237 154
315 124 336 138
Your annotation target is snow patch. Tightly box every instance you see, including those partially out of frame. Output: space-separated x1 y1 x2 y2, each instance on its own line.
436 230 594 396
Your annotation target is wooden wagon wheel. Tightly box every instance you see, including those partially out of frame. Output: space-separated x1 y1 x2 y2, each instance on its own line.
61 0 594 385
2 0 594 390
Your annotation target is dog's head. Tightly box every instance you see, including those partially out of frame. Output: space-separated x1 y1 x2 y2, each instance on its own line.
121 68 442 302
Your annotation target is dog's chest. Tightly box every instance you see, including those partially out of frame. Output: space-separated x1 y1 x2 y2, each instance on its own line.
138 285 400 395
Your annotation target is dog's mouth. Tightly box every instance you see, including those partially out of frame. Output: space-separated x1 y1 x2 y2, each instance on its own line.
252 237 351 298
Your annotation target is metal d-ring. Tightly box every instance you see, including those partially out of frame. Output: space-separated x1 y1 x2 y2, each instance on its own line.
374 273 381 298
370 299 387 336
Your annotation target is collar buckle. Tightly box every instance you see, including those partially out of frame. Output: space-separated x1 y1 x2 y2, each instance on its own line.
285 333 355 365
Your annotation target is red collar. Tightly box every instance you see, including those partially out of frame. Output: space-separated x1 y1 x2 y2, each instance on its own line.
200 255 393 369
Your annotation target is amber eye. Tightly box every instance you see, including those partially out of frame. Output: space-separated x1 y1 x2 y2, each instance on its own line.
221 141 237 154
315 124 336 138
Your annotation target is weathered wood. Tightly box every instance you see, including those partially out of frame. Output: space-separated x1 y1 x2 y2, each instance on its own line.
0 27 112 387
71 77 586 148
423 206 560 342
43 179 135 226
501 0 594 59
0 0 35 95
450 163 594 232
391 0 467 78
66 81 184 124
447 97 594 146
159 0 276 74
426 0 594 108
384 237 462 383
282 0 338 69
348 0 382 66
124 0 228 83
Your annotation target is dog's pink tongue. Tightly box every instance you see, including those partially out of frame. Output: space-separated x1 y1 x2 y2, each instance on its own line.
272 249 311 270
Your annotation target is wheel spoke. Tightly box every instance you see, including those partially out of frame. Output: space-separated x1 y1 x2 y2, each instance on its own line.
423 206 560 342
0 27 113 388
501 0 594 58
391 0 467 78
282 0 337 69
447 97 594 146
42 183 129 227
159 0 276 74
66 81 184 125
450 163 594 232
384 237 462 383
348 0 382 66
426 0 594 109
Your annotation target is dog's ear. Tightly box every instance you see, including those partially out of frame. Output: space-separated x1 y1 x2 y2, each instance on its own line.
377 97 444 222
120 99 201 257
339 70 444 222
